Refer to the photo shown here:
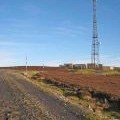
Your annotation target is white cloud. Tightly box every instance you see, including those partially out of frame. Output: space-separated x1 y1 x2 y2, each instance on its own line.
0 51 16 67
50 25 88 37
101 55 120 67
0 41 48 48
22 4 44 16
0 49 27 67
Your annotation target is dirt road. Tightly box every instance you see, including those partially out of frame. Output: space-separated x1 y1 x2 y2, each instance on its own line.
0 70 86 120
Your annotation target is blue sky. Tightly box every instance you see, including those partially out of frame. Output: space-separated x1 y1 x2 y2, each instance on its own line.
0 0 120 67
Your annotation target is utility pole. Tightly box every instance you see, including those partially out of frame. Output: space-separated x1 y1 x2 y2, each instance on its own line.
91 0 100 68
25 56 28 77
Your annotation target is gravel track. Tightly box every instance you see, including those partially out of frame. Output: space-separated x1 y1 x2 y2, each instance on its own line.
0 70 86 120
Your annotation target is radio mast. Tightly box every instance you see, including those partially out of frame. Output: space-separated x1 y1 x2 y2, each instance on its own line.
91 0 100 68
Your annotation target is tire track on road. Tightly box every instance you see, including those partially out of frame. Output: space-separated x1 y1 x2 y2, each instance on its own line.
0 70 86 120
0 70 52 120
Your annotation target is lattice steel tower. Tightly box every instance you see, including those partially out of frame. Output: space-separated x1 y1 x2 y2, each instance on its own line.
91 0 100 68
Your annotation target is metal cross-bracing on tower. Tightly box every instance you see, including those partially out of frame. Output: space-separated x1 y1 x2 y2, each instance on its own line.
91 0 100 68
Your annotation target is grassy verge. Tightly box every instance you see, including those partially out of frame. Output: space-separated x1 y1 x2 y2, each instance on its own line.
20 70 119 120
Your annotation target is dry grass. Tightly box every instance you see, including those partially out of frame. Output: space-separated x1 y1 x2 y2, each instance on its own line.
19 70 118 120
